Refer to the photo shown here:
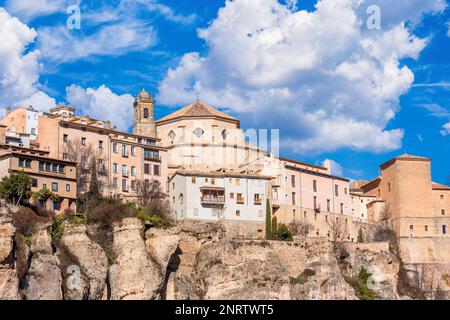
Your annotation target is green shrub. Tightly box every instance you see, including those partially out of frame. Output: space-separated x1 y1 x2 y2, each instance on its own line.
357 229 364 243
137 212 171 229
345 267 377 300
273 223 293 241
50 214 65 241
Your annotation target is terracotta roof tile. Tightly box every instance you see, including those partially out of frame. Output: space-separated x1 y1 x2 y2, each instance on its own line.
156 102 239 124
432 183 450 190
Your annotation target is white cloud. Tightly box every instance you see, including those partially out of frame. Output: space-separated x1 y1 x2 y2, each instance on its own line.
38 21 157 63
65 84 134 132
4 0 73 21
158 0 442 154
441 122 450 136
0 8 55 114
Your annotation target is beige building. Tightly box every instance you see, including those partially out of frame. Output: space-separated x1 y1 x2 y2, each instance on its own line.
0 90 168 203
0 144 77 212
156 101 270 176
360 154 450 264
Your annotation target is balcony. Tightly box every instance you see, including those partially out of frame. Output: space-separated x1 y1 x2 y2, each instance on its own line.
122 171 129 177
254 199 262 205
122 151 129 158
237 198 245 205
200 187 225 206
144 155 161 162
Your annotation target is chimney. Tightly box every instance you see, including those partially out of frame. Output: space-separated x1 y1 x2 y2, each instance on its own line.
5 107 11 116
323 159 332 174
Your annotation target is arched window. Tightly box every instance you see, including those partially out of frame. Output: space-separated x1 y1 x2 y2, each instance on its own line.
222 129 228 140
194 127 204 138
143 108 149 118
179 193 184 204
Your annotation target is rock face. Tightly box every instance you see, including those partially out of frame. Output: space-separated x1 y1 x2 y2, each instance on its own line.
340 242 400 300
167 237 358 300
108 218 162 300
58 224 108 300
0 210 20 300
23 227 63 300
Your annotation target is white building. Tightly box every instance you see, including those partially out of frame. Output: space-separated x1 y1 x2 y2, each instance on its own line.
169 170 271 237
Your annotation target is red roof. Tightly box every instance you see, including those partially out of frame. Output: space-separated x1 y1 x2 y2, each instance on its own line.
432 183 450 191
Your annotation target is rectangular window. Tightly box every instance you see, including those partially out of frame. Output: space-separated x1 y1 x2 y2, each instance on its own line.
122 165 127 176
254 194 261 205
441 209 446 216
81 137 86 145
113 163 118 174
59 165 65 173
131 146 136 156
63 153 68 161
314 196 318 209
291 175 296 188
18 159 24 167
335 184 339 197
113 143 118 153
425 225 428 232
153 164 160 176
52 164 58 172
211 178 215 185
131 166 136 177
237 193 244 204
122 144 127 156
39 161 44 171
230 193 234 199
66 184 70 192
32 179 38 188
131 180 136 191
410 225 414 231
52 183 58 192
144 163 150 174
45 163 51 171
25 159 31 168
122 179 128 191
443 225 447 235
53 201 61 211
192 177 196 184
327 199 331 212
313 180 317 192
43 183 47 190
236 210 241 217
99 141 103 149
144 149 159 160
292 192 296 206
340 203 344 214
63 134 68 143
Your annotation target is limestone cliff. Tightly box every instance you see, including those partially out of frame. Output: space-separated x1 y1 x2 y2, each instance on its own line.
0 206 449 300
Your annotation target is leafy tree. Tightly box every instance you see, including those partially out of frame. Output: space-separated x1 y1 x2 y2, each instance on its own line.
32 188 60 202
0 172 33 205
273 223 293 241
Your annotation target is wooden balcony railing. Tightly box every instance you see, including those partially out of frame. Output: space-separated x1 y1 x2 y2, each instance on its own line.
201 195 225 205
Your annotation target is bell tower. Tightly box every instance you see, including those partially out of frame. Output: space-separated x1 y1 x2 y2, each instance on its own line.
133 89 156 136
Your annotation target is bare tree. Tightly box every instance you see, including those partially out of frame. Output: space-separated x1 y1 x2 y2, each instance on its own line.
135 179 170 218
289 217 314 237
374 204 396 243
64 138 108 196
327 215 350 256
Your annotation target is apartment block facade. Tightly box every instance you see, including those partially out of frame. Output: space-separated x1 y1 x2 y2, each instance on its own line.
169 170 271 238
0 144 77 212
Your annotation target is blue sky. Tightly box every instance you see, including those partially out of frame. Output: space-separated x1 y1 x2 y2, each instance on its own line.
0 0 449 184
